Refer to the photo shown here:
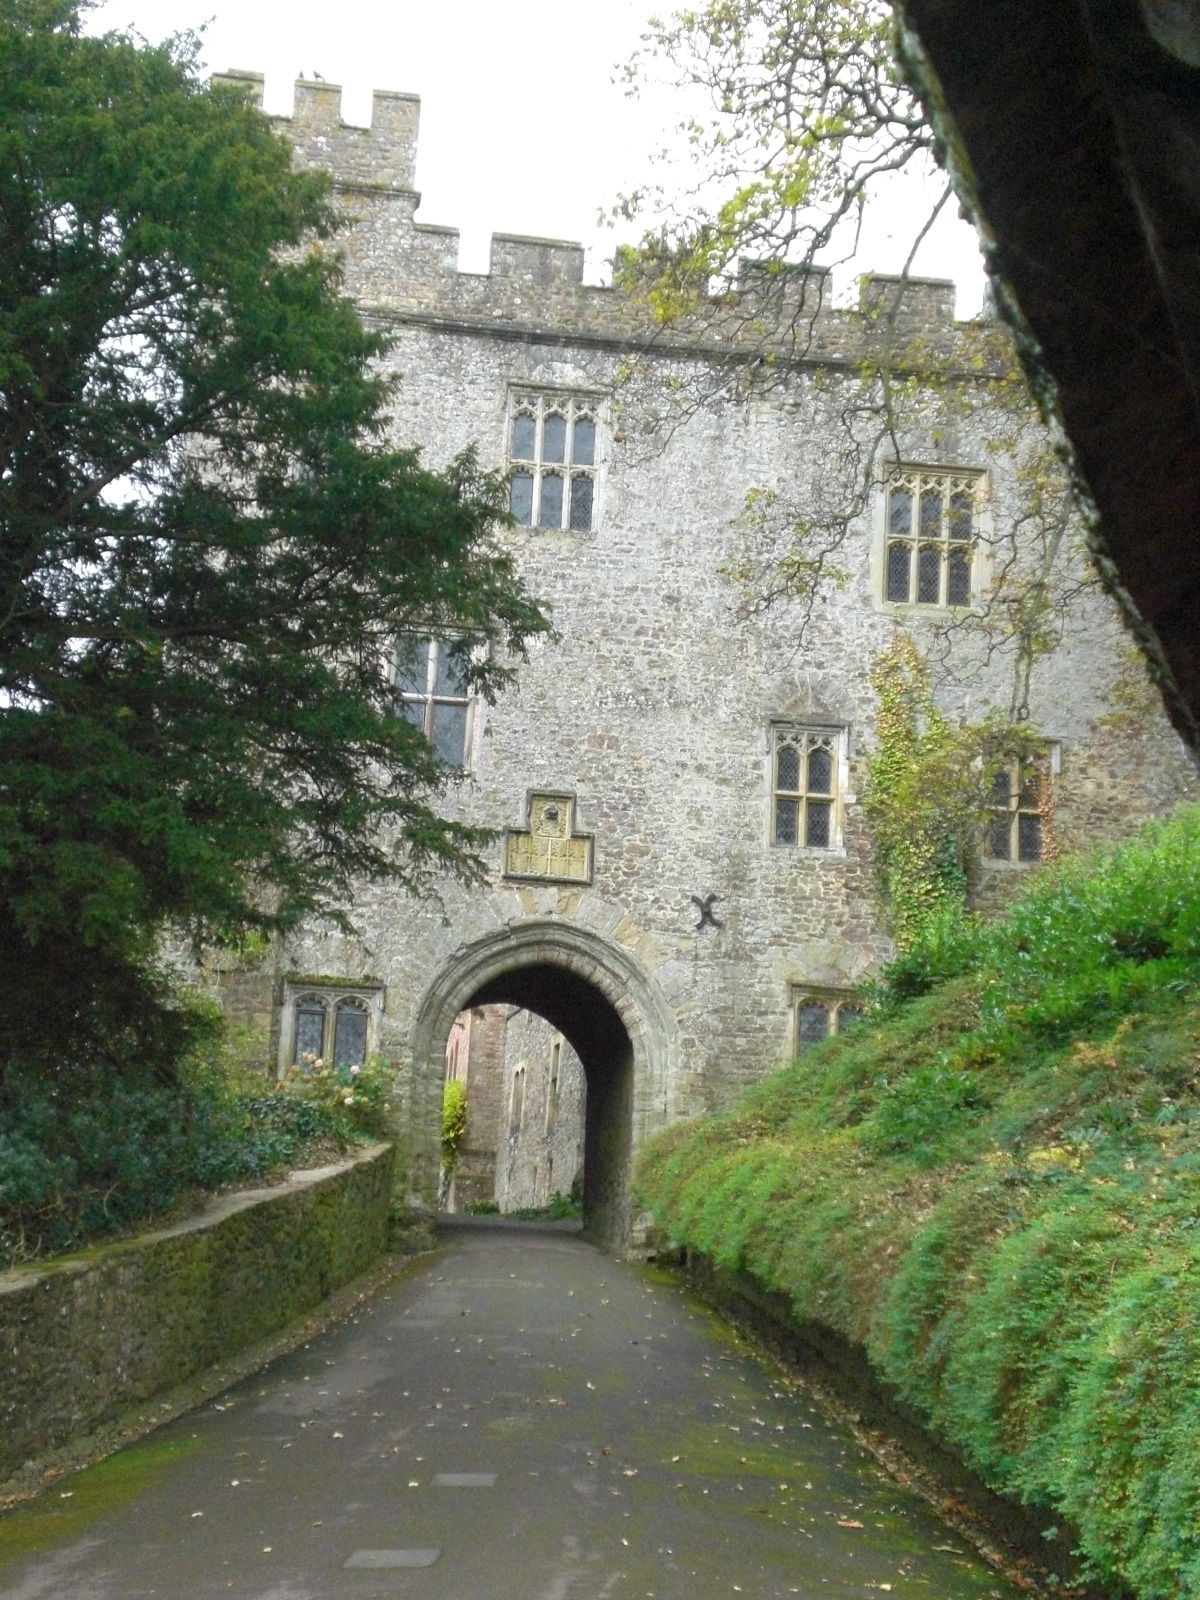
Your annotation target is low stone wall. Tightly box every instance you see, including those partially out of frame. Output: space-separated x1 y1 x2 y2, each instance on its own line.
0 1144 394 1484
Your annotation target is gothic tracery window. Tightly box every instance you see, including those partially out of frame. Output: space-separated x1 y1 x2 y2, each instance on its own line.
508 392 599 531
792 989 865 1054
289 992 373 1068
884 466 982 608
773 728 842 848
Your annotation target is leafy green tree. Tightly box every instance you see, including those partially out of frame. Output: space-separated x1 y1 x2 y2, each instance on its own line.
615 0 940 313
0 0 547 1072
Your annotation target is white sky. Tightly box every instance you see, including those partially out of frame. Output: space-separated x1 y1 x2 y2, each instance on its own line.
85 0 986 311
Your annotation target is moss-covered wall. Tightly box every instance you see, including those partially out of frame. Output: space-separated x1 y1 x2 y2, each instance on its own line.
0 1144 393 1483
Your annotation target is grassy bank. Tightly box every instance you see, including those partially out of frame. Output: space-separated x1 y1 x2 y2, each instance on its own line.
637 805 1200 1600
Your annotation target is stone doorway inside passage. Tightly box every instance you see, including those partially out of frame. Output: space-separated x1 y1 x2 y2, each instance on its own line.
411 920 673 1254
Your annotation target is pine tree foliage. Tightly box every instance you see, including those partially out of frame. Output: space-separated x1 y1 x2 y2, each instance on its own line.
0 0 547 1069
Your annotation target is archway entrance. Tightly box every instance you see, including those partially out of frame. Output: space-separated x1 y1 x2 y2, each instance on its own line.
410 920 673 1254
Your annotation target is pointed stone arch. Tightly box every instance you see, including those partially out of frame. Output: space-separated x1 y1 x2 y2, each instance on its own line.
407 918 676 1253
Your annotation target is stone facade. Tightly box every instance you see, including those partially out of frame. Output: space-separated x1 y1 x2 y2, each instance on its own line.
216 75 1198 1253
441 1006 585 1215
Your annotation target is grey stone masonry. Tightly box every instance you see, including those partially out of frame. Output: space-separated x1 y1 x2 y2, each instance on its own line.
215 77 1198 1252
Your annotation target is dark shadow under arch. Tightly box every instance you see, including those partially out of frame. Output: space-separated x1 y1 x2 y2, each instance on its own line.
465 963 633 1249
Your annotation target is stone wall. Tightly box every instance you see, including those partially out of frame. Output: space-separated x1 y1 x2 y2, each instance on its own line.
0 1146 393 1484
210 77 1198 1250
494 1009 585 1212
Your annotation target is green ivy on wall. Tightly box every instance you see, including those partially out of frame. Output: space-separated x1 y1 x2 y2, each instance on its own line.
864 632 1054 954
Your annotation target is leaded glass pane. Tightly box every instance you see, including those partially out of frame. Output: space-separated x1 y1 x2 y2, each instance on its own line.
888 488 912 537
990 766 1012 804
886 542 911 602
1018 813 1043 863
1018 765 1038 807
807 744 833 795
917 545 941 603
947 548 972 606
539 472 563 527
294 1001 326 1063
396 696 425 730
775 796 799 844
988 814 1013 860
394 637 428 695
333 1003 369 1068
949 490 973 540
569 474 593 531
837 1005 864 1033
509 472 534 526
511 412 535 460
542 412 567 463
920 489 943 538
433 639 469 696
796 1002 830 1049
805 800 832 848
431 701 468 765
572 415 595 465
776 742 801 792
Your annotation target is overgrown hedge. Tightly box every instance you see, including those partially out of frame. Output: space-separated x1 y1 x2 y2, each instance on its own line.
0 1042 394 1270
637 804 1200 1600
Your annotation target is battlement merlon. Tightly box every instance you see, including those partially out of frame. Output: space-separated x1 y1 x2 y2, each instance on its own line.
210 71 975 351
490 234 585 289
213 71 421 193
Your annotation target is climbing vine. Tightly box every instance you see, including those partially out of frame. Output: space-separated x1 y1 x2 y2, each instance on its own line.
864 633 1053 952
442 1079 468 1175
863 634 979 950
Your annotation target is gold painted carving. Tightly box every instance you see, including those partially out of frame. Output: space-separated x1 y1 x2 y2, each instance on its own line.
504 793 593 883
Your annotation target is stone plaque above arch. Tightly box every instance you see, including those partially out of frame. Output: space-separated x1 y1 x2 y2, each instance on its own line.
503 792 593 884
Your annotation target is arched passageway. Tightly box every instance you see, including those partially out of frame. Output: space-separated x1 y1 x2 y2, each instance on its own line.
410 920 673 1254
461 965 632 1244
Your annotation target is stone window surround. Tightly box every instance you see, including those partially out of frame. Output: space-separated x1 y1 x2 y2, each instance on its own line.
506 386 605 533
984 741 1061 868
394 633 482 772
277 978 385 1078
874 462 990 613
790 984 865 1055
769 722 849 852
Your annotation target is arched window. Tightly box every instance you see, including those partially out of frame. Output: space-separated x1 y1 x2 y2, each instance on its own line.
884 467 982 607
293 995 327 1063
791 989 867 1055
772 728 841 848
332 998 369 1068
282 984 382 1074
507 392 600 530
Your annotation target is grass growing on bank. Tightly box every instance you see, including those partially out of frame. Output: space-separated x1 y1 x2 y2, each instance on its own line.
637 804 1200 1600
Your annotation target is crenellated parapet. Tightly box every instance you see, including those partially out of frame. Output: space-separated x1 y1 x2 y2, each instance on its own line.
215 71 987 365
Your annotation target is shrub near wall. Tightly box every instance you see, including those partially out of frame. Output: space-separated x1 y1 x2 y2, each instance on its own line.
637 807 1200 1600
0 1144 393 1484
